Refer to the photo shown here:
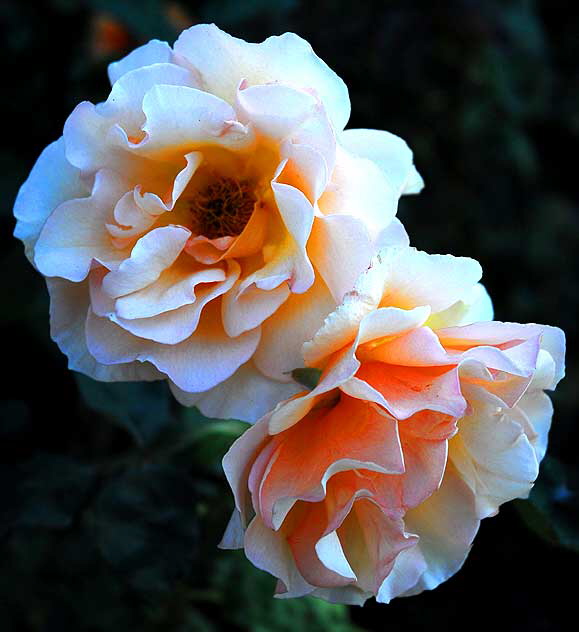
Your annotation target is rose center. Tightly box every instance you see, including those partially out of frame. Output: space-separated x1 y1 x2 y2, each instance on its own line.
188 176 256 239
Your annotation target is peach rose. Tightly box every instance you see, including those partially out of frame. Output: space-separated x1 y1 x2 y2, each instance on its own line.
221 247 565 604
13 24 422 421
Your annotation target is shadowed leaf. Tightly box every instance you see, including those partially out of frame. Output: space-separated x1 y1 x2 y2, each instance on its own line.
291 367 322 390
76 376 172 447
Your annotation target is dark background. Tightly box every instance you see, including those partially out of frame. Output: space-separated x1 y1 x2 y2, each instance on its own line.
0 1 577 630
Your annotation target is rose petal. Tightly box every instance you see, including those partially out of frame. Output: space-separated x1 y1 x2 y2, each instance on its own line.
376 545 427 604
244 515 314 599
271 181 315 293
449 383 539 518
347 362 467 420
222 280 290 338
133 84 254 156
357 326 450 367
13 138 87 263
98 63 199 137
403 463 479 594
253 395 404 530
236 82 319 139
318 145 398 236
308 214 373 303
171 361 302 424
102 225 191 298
277 141 329 204
304 302 430 370
174 24 350 131
426 283 494 330
254 274 335 381
46 277 161 382
34 169 130 281
338 500 417 595
376 248 483 313
287 504 356 588
108 39 173 85
340 128 424 195
514 390 553 463
86 300 260 392
114 263 226 320
91 261 238 344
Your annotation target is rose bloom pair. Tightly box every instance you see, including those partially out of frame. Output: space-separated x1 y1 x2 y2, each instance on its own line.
14 24 565 605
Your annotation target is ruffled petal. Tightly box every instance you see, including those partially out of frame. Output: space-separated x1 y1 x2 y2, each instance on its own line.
349 362 466 420
108 39 173 85
171 361 301 423
252 395 404 530
85 301 260 392
376 545 427 603
270 181 315 293
267 346 362 435
254 274 335 381
222 280 290 338
376 248 483 313
244 516 314 598
369 411 456 515
308 214 373 303
91 262 238 345
13 138 88 263
174 24 350 131
426 283 493 330
304 303 430 369
223 415 271 522
338 500 418 595
131 84 254 157
46 277 161 382
287 504 356 589
403 463 479 594
513 390 553 463
114 263 226 320
236 82 319 140
357 326 450 367
102 225 191 297
277 139 330 204
340 128 423 195
318 145 398 236
449 384 539 518
98 63 199 137
34 169 130 281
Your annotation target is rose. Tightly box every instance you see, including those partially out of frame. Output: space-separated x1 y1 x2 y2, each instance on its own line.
221 247 565 604
13 24 422 422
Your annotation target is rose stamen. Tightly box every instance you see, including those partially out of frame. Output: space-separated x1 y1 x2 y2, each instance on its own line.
188 176 256 239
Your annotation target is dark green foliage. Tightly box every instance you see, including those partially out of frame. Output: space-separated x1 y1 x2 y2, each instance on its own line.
90 465 201 594
76 377 172 447
1 455 97 534
515 456 579 552
207 550 357 632
0 413 356 630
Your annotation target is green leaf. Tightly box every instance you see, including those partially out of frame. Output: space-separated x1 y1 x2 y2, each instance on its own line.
152 407 250 470
291 367 322 390
206 550 359 632
89 465 200 595
181 409 250 466
0 455 97 533
76 376 172 447
0 399 30 438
